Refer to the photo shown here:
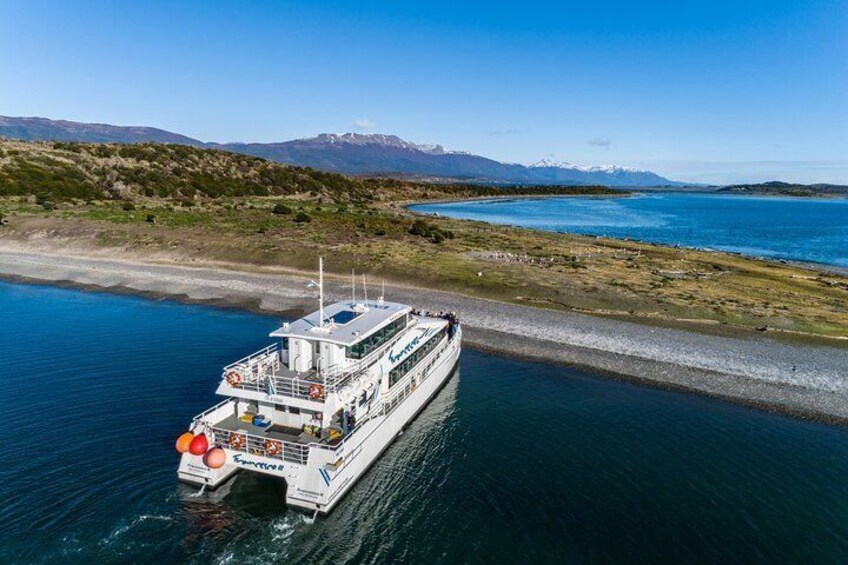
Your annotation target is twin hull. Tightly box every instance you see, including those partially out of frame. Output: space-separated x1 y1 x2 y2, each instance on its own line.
178 332 460 514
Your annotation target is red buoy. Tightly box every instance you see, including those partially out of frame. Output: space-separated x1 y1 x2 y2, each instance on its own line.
175 432 194 453
204 447 226 469
189 433 209 456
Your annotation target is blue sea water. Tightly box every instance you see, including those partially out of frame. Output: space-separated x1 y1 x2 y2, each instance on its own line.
412 193 848 268
2 281 848 563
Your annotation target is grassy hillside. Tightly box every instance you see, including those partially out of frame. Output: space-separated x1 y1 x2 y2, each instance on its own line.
0 139 614 204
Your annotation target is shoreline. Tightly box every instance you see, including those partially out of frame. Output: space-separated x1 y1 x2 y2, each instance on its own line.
407 194 848 278
1 247 847 425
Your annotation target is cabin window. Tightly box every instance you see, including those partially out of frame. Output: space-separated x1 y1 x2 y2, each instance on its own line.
388 328 446 387
280 337 289 349
346 315 408 359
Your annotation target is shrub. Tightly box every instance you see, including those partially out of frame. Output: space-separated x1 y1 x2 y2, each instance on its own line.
293 211 312 223
408 219 451 243
42 201 55 211
272 203 293 215
122 201 136 211
145 214 156 223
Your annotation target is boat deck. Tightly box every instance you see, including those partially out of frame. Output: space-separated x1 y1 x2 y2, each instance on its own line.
214 414 319 445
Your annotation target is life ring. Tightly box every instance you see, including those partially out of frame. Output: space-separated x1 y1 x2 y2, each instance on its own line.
308 383 325 400
226 370 243 387
264 439 282 457
228 432 246 450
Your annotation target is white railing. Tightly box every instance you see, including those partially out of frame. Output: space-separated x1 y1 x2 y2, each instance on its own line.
224 343 279 372
192 398 237 424
219 318 420 402
207 425 310 465
381 333 451 415
193 327 459 471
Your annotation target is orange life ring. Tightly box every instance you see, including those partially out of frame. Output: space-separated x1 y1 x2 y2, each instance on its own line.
228 432 246 450
264 439 282 457
308 383 325 400
226 370 243 387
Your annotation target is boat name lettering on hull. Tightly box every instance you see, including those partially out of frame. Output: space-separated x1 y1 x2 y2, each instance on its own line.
389 336 420 364
233 454 283 472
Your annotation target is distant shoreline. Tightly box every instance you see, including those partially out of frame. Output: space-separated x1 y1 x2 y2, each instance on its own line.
408 192 848 276
1 246 847 426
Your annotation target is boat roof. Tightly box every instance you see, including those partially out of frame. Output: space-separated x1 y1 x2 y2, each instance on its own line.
270 299 411 346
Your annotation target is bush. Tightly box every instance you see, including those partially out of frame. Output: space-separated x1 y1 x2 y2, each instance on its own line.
122 201 136 211
272 203 293 215
293 211 312 223
408 219 451 244
42 201 55 211
179 199 194 208
145 214 156 223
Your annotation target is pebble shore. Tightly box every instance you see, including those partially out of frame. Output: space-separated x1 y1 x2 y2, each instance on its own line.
1 247 846 423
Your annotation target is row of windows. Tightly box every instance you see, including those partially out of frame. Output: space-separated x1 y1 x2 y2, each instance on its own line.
389 329 446 387
346 315 408 359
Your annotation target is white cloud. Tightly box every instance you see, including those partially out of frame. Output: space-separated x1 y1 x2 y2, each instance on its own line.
588 137 612 149
352 118 375 131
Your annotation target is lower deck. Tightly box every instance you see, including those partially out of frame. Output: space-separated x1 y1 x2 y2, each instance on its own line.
213 413 318 445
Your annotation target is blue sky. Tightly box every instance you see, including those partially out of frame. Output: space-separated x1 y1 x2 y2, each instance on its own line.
2 0 847 183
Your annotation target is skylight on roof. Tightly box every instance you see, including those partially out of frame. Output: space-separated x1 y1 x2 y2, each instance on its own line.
327 310 362 325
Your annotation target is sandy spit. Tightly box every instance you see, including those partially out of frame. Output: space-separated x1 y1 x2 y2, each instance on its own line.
0 247 846 424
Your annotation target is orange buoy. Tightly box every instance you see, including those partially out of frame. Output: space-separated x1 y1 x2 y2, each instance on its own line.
204 447 226 469
189 433 209 456
175 432 195 453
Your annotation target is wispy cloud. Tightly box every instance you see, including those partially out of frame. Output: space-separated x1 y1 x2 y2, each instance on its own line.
486 128 523 136
588 137 612 149
352 118 375 131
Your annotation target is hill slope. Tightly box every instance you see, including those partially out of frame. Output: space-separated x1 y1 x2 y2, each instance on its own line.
0 139 614 203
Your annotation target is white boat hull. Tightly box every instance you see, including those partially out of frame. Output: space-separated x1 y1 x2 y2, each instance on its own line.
178 329 461 514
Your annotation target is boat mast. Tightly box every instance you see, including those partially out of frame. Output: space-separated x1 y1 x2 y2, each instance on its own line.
319 256 325 328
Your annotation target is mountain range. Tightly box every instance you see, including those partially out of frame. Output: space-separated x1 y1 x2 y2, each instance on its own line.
0 116 683 186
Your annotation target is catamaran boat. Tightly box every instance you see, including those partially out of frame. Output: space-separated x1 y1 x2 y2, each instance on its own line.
176 259 462 515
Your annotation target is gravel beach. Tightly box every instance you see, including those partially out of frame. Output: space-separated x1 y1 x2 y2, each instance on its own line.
1 246 846 423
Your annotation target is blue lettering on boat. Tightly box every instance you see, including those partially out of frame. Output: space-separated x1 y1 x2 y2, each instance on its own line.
233 453 283 472
389 336 420 364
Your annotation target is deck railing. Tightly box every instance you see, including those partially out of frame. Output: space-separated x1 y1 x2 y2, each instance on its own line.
219 319 417 401
207 425 310 465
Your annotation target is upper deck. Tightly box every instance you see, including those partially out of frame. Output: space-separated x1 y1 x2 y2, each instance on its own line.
270 299 411 346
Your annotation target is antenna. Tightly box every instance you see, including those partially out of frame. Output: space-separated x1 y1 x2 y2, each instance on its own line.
319 257 325 327
351 269 355 303
362 273 368 304
380 280 385 303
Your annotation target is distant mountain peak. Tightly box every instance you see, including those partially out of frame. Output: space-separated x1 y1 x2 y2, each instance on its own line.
303 132 450 155
530 157 641 174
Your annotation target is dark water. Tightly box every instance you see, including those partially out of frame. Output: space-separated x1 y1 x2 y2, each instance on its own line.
2 281 848 563
412 193 848 268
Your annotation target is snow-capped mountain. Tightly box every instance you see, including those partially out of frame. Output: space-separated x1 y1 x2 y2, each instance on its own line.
303 133 451 155
530 158 641 174
0 116 684 186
